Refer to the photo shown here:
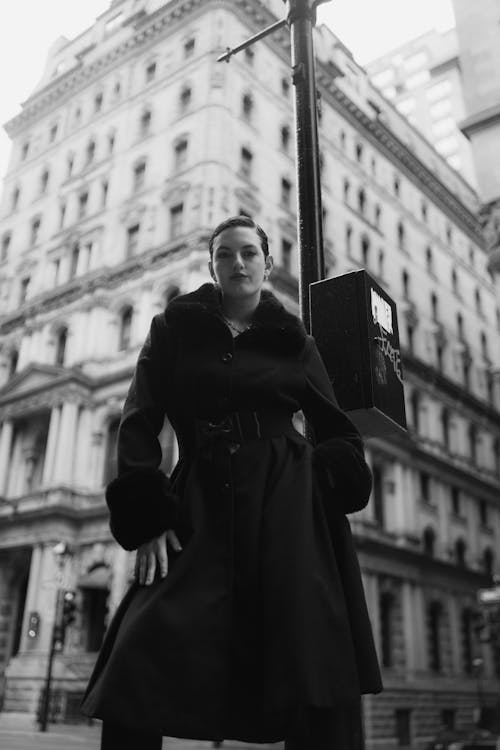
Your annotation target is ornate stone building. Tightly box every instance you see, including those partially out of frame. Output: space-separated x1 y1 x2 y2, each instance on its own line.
0 1 499 747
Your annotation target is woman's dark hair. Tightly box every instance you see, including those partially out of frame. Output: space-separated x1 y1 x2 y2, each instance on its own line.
208 215 269 258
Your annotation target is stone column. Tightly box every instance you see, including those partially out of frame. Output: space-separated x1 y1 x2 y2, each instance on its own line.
42 405 61 486
73 408 93 489
413 585 427 672
18 544 43 654
0 420 14 496
52 401 79 484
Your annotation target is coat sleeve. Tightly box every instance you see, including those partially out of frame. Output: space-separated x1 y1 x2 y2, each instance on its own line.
300 335 372 514
105 313 180 551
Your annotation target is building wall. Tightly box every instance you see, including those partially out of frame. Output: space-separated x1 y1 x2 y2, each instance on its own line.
0 0 499 745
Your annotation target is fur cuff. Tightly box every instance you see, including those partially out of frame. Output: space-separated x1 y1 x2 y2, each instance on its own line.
313 438 373 514
105 469 180 551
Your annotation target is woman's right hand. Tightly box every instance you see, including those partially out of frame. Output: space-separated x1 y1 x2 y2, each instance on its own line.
135 529 183 586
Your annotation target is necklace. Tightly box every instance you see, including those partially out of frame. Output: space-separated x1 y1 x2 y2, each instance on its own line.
222 316 252 335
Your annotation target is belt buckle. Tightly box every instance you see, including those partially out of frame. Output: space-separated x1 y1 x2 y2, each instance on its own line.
206 416 233 434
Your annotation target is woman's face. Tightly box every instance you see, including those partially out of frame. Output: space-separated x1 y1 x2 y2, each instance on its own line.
209 226 273 299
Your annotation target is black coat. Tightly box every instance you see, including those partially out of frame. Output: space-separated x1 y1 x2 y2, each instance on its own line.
81 283 383 743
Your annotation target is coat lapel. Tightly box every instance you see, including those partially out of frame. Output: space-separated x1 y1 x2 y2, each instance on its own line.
164 283 307 355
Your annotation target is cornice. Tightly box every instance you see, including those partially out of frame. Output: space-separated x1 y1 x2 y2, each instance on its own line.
316 69 485 247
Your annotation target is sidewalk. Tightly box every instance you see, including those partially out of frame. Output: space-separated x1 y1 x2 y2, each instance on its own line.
0 712 283 749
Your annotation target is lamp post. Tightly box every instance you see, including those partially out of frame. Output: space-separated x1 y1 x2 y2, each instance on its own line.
39 542 72 732
472 657 484 727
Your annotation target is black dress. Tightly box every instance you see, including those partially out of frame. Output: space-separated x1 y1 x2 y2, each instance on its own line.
81 283 383 743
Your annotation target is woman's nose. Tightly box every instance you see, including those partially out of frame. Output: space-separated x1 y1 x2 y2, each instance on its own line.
233 255 245 268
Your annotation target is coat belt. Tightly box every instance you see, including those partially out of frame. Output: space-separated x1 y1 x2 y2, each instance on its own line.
194 410 299 457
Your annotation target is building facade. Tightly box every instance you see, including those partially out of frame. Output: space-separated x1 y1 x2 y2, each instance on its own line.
366 28 477 189
0 0 499 747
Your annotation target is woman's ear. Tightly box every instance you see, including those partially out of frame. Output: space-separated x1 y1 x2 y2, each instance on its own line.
265 255 274 273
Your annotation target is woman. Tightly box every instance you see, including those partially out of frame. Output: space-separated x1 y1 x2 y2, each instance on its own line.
81 216 383 749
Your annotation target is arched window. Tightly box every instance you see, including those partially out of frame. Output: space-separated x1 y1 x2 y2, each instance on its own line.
340 130 346 149
356 142 363 163
455 538 467 568
180 84 192 111
86 139 96 164
241 93 254 120
174 137 188 169
423 526 436 557
119 306 133 351
55 327 67 367
140 108 152 136
70 242 80 278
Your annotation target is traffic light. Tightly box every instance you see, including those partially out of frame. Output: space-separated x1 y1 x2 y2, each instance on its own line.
27 611 40 639
62 590 77 628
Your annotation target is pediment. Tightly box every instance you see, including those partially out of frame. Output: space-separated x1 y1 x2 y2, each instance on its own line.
0 364 89 400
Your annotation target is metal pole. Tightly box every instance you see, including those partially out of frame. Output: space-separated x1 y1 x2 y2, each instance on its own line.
39 589 62 732
284 0 326 333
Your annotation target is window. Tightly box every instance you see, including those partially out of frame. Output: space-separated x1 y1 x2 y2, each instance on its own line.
402 269 410 299
114 80 121 99
393 175 400 198
355 142 363 162
280 124 291 152
340 130 346 150
345 224 353 255
133 160 146 192
456 312 464 340
240 147 253 179
21 141 29 161
431 292 438 320
374 204 381 228
395 709 411 747
483 548 494 578
426 246 433 274
86 139 96 165
19 276 30 305
180 85 192 111
244 46 255 66
479 499 488 527
380 591 394 668
59 202 66 229
119 307 133 350
397 221 405 250
1 233 11 262
241 93 254 121
108 131 115 154
94 92 103 113
281 177 292 209
441 409 450 450
101 181 108 208
442 709 456 730
55 327 67 367
420 472 430 503
423 527 435 556
451 487 461 516
79 191 89 219
480 331 489 361
184 37 195 58
358 188 366 215
174 138 188 169
428 601 442 672
67 154 74 179
170 203 184 239
146 61 156 83
455 538 466 568
371 157 377 177
40 169 49 194
343 178 350 203
126 224 140 257
281 76 290 97
31 217 41 245
140 108 152 137
475 288 483 315
361 236 370 267
281 238 292 273
8 349 18 378
372 465 384 525
409 390 420 432
49 124 58 142
70 243 80 278
11 186 20 211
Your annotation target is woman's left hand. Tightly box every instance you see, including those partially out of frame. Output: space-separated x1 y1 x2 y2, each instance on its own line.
135 529 182 586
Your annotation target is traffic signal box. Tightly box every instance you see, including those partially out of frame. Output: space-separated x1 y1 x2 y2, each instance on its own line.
310 270 407 438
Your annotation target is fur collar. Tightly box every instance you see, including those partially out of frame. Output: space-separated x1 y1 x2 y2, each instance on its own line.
164 282 306 355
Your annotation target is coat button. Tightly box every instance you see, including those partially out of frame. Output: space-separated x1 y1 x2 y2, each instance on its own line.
223 482 230 490
221 352 233 363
